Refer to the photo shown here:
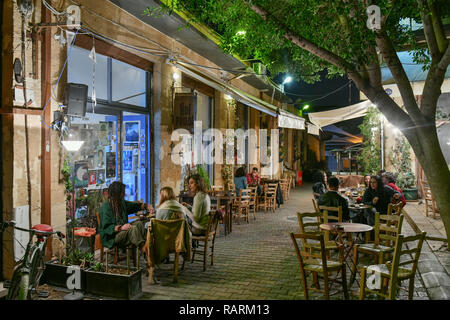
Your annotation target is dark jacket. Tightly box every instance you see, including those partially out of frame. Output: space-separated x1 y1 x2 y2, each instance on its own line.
318 191 350 221
98 200 142 249
362 185 400 215
313 182 327 198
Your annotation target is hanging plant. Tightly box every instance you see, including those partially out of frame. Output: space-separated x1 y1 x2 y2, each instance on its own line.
388 134 416 189
221 164 234 189
357 106 381 175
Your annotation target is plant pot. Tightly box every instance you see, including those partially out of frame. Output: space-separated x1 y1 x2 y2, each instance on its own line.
84 265 142 300
41 260 86 289
403 188 418 200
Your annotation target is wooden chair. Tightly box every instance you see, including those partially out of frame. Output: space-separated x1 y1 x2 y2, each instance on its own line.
233 189 251 224
290 232 349 300
146 217 189 284
419 179 438 218
258 183 277 213
280 178 289 201
296 211 341 258
210 185 224 196
247 186 258 219
318 205 343 223
350 213 404 285
96 212 138 269
387 202 404 216
312 198 320 214
359 232 426 300
191 211 220 271
227 182 235 192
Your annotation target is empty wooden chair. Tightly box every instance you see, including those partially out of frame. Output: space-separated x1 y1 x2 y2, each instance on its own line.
233 189 251 224
359 232 426 300
419 180 438 218
296 211 341 259
262 183 278 213
191 211 220 271
247 186 258 219
350 213 404 285
387 202 404 216
280 178 289 201
210 185 224 196
312 198 320 214
290 232 349 300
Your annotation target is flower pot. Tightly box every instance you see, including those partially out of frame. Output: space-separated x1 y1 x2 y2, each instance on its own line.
403 188 418 200
84 265 142 300
41 260 86 289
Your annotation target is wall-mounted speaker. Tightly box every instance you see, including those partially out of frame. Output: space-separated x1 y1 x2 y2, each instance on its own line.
64 83 88 117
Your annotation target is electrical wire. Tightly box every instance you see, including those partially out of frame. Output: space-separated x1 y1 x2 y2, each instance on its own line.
42 0 67 16
41 28 79 128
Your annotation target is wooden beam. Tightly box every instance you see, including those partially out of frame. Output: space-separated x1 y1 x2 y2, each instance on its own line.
41 2 52 260
0 107 44 115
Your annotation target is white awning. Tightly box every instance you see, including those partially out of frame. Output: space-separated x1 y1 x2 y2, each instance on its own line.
307 122 319 135
278 109 305 130
171 60 279 117
308 100 372 128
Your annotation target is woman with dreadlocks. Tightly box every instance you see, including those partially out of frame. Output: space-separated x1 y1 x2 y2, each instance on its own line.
98 181 154 252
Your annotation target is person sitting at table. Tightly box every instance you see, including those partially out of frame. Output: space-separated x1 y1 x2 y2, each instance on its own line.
156 187 190 220
182 174 211 236
362 175 401 226
382 172 406 207
312 170 328 199
247 167 262 195
98 181 153 253
363 174 371 189
234 167 248 196
318 176 350 221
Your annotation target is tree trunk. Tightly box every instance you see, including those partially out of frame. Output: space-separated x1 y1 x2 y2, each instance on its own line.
409 126 450 245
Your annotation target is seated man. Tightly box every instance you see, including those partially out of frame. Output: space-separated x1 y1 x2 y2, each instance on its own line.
98 181 153 253
318 176 350 221
247 167 262 196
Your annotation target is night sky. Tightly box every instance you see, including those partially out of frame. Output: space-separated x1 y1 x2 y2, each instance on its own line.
277 70 363 135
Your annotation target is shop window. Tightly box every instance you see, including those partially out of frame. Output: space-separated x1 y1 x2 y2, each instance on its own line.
68 46 108 100
112 60 147 107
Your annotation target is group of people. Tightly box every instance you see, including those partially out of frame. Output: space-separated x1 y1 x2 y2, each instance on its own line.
234 166 262 195
313 170 404 226
98 174 211 253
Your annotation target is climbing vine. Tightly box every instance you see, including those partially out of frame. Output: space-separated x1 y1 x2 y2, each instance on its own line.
357 106 382 175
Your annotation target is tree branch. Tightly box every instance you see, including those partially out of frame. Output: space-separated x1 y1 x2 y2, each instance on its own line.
421 44 450 118
241 0 366 85
427 0 447 54
375 30 424 123
417 0 441 59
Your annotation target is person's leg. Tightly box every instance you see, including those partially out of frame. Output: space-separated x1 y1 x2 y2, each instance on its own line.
128 220 146 248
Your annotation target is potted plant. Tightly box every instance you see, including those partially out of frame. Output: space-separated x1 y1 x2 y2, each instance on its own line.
42 249 94 289
389 134 418 200
84 262 143 300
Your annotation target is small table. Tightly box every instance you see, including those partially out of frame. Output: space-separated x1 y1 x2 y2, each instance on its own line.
320 222 373 286
211 193 237 235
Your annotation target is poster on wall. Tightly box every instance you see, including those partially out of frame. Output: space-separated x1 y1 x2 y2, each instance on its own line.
106 152 116 178
123 150 133 171
123 173 136 202
74 161 89 188
88 170 97 185
99 121 108 146
96 169 106 184
124 121 140 144
97 148 105 168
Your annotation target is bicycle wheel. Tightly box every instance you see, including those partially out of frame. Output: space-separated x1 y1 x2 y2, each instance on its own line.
28 247 45 299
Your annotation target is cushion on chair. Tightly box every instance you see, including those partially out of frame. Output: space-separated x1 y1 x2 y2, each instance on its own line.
303 258 342 272
362 263 413 279
357 243 394 253
32 224 53 233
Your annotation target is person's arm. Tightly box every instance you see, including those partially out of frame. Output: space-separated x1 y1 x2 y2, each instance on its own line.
99 208 116 237
385 186 401 201
317 193 327 206
362 189 372 205
192 194 204 222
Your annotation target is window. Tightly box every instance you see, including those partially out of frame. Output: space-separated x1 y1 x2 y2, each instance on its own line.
68 45 149 108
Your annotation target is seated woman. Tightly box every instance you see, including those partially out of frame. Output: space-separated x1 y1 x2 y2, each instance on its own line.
156 187 190 220
362 175 401 226
363 174 371 189
312 170 328 199
98 181 153 253
234 167 248 196
182 174 211 236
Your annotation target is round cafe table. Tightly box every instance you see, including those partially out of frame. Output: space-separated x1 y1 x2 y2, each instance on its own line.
320 222 373 287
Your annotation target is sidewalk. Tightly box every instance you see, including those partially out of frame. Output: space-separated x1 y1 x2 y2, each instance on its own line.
402 202 450 300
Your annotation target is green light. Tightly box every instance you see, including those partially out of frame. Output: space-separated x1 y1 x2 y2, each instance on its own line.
236 30 246 36
302 104 310 110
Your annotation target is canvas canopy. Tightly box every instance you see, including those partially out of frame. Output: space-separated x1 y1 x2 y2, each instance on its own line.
278 109 305 130
308 100 372 128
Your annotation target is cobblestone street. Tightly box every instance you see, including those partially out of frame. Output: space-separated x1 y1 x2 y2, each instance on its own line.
139 184 432 300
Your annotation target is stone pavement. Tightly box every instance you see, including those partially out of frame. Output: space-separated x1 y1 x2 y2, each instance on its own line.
138 184 431 300
402 202 450 300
